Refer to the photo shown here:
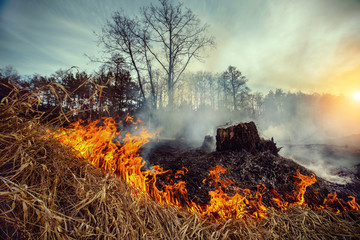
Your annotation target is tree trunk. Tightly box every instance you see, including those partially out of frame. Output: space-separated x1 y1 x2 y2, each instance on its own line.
232 93 236 111
168 84 174 107
216 122 260 153
216 122 280 155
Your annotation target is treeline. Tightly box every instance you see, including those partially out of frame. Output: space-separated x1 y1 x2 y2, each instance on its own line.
0 63 277 123
0 65 139 122
1 65 356 129
0 64 254 117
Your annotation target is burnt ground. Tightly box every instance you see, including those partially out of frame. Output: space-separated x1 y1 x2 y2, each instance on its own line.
140 139 360 208
281 144 360 180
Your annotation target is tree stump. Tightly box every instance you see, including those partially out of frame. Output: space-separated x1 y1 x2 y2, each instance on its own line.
201 135 216 152
216 122 280 155
216 122 260 153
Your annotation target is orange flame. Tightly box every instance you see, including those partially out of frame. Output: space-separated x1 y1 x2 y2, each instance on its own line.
293 169 317 206
48 116 359 221
199 165 267 219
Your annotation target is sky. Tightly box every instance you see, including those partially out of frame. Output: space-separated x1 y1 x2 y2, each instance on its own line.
1 0 360 96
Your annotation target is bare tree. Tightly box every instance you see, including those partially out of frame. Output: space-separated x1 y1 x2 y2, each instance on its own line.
222 66 248 111
248 92 264 118
207 73 216 109
142 0 214 107
99 0 213 109
189 71 213 109
217 73 229 110
100 14 147 105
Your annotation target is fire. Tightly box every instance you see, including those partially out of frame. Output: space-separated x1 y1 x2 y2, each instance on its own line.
199 165 267 219
49 115 190 210
48 116 359 221
293 169 317 206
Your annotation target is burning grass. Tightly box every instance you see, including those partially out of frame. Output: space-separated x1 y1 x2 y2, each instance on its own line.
1 85 360 239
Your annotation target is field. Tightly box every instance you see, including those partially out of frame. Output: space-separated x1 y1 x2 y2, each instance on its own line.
1 87 360 239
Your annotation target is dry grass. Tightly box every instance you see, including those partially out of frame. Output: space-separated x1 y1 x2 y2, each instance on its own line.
0 84 359 239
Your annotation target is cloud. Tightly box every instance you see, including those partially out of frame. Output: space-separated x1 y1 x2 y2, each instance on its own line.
248 0 360 93
186 0 360 95
1 0 360 94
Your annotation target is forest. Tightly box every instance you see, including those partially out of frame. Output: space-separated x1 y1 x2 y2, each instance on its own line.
1 64 358 144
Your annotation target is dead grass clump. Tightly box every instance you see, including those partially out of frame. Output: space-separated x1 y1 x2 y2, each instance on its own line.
0 86 359 239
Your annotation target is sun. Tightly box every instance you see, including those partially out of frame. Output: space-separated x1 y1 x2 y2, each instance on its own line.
354 91 360 102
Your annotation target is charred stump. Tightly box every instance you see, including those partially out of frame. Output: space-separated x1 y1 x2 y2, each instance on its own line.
201 135 216 152
216 122 280 155
216 122 260 153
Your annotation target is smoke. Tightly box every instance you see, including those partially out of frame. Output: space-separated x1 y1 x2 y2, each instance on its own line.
143 107 248 145
261 120 359 185
257 92 360 185
137 90 360 186
280 145 357 185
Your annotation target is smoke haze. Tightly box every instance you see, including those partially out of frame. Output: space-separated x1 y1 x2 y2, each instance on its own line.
140 91 360 185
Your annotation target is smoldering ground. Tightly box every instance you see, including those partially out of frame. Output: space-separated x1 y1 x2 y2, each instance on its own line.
137 95 360 186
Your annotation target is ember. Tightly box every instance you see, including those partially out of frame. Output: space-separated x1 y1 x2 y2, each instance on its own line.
49 116 360 221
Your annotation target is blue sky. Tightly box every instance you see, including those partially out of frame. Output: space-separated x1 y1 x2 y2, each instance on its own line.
1 0 360 95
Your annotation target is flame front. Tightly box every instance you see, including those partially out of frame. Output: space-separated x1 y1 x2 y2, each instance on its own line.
50 116 191 211
48 116 359 221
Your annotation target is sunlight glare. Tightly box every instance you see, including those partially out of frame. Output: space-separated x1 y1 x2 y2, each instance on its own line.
354 91 360 102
